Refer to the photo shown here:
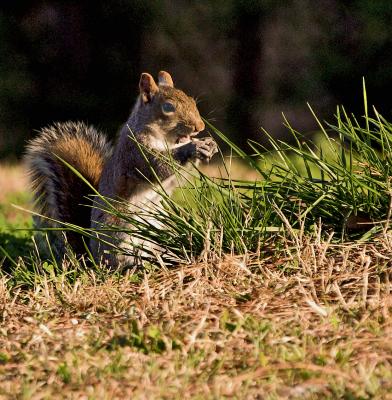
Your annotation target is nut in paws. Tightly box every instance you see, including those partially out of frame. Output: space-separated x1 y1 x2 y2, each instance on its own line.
193 137 218 162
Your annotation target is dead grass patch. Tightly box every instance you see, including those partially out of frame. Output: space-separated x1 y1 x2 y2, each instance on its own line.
1 231 392 399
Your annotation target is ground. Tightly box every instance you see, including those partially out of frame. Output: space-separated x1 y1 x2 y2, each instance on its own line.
1 164 392 399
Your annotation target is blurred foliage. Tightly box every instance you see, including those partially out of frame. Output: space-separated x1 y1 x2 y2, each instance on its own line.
1 0 392 159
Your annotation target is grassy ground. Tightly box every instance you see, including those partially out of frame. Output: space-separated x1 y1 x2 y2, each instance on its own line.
1 164 392 399
0 164 32 268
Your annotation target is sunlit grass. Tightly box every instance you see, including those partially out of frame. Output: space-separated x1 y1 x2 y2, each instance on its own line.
79 84 392 266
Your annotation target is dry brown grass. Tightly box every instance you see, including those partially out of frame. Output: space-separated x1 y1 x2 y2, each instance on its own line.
1 229 392 399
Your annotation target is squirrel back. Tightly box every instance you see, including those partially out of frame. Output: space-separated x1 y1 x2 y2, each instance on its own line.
25 121 112 254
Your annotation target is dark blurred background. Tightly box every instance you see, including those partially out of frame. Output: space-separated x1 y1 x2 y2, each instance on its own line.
1 0 392 160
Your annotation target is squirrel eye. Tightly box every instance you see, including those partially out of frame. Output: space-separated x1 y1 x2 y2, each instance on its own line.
162 102 176 114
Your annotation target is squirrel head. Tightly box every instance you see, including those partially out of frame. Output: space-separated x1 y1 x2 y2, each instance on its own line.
137 71 205 146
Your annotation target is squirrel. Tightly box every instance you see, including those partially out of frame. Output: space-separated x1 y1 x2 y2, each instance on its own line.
25 71 218 266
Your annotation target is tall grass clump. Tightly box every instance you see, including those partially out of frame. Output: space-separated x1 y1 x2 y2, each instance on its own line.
82 86 392 266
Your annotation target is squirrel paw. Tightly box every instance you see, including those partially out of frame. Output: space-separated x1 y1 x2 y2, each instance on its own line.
192 137 218 162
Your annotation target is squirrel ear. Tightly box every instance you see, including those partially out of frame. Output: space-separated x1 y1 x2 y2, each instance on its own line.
158 71 174 88
139 73 159 103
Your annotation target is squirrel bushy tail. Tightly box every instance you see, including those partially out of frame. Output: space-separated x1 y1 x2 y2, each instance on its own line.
25 121 112 255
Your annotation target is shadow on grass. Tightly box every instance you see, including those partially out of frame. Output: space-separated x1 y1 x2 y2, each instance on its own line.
0 231 33 269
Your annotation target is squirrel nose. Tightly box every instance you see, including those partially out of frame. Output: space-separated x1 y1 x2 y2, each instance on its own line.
194 120 205 132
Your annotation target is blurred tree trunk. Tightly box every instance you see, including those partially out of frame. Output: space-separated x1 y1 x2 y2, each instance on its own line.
227 2 265 150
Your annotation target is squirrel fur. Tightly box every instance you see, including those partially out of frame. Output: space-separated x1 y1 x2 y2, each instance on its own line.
25 71 218 265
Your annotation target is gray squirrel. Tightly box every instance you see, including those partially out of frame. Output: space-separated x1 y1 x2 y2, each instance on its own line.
25 71 218 265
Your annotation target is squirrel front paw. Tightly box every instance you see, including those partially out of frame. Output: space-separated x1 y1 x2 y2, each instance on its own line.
192 137 218 162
